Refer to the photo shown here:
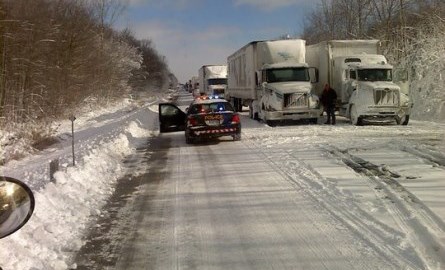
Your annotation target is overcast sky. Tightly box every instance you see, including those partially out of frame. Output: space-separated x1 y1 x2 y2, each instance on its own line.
117 0 316 83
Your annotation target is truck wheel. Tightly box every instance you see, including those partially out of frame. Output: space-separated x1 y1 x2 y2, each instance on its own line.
399 115 410 125
259 104 267 122
232 132 241 141
266 120 277 127
350 105 363 126
230 97 236 110
233 98 239 112
237 98 242 112
248 106 259 120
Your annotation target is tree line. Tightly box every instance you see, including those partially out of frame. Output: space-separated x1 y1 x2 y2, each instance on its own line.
0 0 173 131
301 0 443 59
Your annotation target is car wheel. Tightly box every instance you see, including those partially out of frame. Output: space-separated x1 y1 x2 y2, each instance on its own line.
185 131 194 144
232 132 241 141
185 135 194 144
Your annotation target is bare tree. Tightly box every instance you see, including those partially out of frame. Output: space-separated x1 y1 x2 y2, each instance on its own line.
302 0 373 44
401 14 445 120
0 0 171 149
336 0 373 38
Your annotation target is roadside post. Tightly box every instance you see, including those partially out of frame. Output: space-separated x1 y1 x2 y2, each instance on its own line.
69 115 76 166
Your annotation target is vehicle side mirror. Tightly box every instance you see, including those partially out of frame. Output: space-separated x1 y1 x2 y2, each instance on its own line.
351 81 357 91
309 67 319 83
0 176 35 239
255 71 261 86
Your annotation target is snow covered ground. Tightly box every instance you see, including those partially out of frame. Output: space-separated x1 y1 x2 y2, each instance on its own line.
0 90 444 269
0 96 166 269
241 118 445 269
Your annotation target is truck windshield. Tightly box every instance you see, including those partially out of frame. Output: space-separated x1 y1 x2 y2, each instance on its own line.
213 89 225 96
357 69 392 82
208 78 227 85
266 68 309 83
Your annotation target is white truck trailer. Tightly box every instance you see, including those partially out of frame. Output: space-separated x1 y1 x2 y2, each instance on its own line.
226 39 321 126
198 65 227 98
306 40 412 125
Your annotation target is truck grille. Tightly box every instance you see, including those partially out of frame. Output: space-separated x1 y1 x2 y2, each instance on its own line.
284 93 308 108
374 88 399 106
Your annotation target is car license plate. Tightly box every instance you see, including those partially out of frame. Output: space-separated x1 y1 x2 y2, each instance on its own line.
204 115 223 126
205 120 221 126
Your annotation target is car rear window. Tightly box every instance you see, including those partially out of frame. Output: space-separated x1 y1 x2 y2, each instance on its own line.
189 102 234 114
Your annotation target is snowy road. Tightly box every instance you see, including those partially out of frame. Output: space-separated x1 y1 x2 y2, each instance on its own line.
73 93 445 270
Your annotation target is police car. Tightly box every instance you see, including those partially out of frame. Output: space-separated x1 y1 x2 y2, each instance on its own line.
159 96 241 144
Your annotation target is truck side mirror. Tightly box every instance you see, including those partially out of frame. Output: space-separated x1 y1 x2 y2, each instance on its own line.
0 176 35 239
256 71 262 86
309 67 318 83
351 81 357 90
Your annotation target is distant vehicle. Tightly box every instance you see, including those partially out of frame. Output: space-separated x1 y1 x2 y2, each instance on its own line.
159 96 241 144
0 176 35 239
190 76 200 97
198 65 227 98
306 40 412 125
226 39 321 126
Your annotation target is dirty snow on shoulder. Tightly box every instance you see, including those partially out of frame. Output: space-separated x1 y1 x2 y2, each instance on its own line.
1 90 445 270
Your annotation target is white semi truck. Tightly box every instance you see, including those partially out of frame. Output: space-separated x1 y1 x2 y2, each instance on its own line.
306 40 412 125
226 39 321 126
190 76 200 97
198 65 228 98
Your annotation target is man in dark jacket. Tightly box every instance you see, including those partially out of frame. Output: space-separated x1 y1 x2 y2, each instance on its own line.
320 83 337 125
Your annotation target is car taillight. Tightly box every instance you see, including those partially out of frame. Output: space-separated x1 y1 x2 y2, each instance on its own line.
231 114 240 124
188 116 198 126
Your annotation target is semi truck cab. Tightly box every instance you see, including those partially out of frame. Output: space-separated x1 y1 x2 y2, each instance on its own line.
253 62 321 125
207 77 227 98
340 57 412 125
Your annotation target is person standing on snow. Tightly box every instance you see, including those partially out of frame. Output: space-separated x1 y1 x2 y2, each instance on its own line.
320 83 337 125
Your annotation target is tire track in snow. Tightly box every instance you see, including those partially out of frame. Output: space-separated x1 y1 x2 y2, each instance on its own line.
399 143 445 167
244 139 422 269
327 146 445 270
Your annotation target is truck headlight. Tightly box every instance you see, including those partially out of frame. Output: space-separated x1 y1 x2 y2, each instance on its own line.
309 94 320 109
400 93 410 107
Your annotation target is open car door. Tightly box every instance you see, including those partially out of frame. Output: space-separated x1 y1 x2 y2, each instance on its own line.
159 103 186 133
